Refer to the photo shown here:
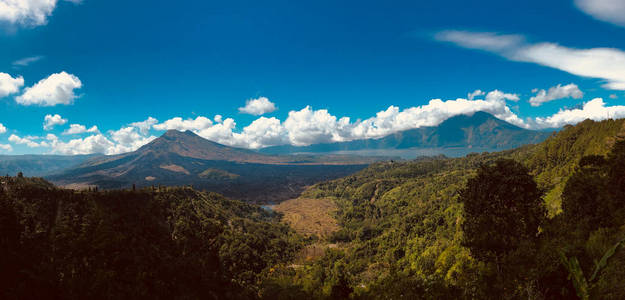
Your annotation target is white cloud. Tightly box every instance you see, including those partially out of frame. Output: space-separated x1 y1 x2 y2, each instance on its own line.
529 83 584 107
0 144 12 151
348 90 527 141
0 123 6 134
0 72 24 98
50 127 155 155
63 123 99 135
534 98 625 128
130 117 158 135
435 30 625 90
236 117 288 149
436 31 524 53
238 96 277 115
153 116 212 131
12 55 43 67
485 90 520 102
154 89 529 149
467 89 485 100
50 134 115 155
0 0 79 27
283 106 353 146
195 118 240 145
43 113 67 130
0 0 57 26
108 126 156 154
8 134 48 148
16 71 82 106
575 0 625 27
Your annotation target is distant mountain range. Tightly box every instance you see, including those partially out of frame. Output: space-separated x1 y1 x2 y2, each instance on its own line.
260 112 554 156
0 154 99 177
48 130 374 203
0 112 555 202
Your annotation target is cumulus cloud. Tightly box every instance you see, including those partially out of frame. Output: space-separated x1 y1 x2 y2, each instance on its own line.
63 124 99 135
153 116 212 131
0 123 6 134
130 117 158 135
0 144 12 151
348 89 526 141
236 117 288 149
0 0 57 26
43 113 67 130
238 97 277 115
283 106 353 146
12 55 43 67
0 72 24 98
529 83 584 107
50 126 156 155
0 0 79 27
8 134 48 148
16 71 82 106
42 117 157 155
50 134 116 155
107 126 157 154
154 89 529 149
435 30 625 90
195 118 241 146
467 89 485 100
575 0 625 27
534 98 625 128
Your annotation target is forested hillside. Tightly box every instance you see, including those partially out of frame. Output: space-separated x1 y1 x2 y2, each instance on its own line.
260 118 625 299
0 176 303 299
3 118 625 299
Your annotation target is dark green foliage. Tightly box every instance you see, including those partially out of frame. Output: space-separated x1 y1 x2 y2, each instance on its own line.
4 118 625 299
460 159 545 265
275 119 625 299
0 177 301 299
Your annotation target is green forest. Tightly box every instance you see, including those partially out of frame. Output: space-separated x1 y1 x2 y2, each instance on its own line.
2 118 625 299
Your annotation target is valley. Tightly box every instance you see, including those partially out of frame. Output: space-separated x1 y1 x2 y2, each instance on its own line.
2 115 625 299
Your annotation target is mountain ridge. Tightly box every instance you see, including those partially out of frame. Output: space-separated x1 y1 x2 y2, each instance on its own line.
260 111 554 155
48 129 373 202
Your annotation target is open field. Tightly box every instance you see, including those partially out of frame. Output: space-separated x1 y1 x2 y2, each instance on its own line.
274 197 339 238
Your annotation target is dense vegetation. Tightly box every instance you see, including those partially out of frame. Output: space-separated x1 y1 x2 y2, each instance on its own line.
0 176 302 299
3 118 625 299
261 118 625 299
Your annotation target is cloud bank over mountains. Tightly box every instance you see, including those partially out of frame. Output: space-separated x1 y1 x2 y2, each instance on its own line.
2 89 621 155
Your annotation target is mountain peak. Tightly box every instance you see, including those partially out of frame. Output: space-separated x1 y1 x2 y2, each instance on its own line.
137 129 283 163
439 111 518 130
163 129 198 138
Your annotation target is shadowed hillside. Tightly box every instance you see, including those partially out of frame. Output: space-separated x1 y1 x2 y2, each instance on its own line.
48 130 377 203
0 176 303 299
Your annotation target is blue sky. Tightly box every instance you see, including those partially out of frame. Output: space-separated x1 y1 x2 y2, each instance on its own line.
1 0 625 154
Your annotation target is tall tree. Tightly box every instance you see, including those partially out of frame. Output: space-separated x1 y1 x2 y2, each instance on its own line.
460 159 546 292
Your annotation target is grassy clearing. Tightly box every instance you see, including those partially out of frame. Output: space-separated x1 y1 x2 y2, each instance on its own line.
274 197 339 238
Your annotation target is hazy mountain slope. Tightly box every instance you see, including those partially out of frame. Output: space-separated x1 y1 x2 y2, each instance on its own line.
260 112 553 155
0 154 100 177
49 130 371 202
